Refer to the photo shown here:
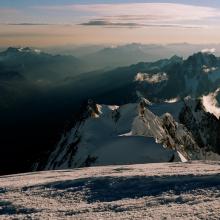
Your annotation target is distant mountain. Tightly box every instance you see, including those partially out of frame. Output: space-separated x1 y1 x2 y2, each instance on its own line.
0 70 24 81
36 51 220 170
81 43 164 69
45 44 106 57
80 43 220 70
2 50 220 175
61 51 220 106
0 47 87 82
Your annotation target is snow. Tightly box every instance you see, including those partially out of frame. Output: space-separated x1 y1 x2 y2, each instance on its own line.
132 109 165 140
149 101 184 121
177 151 188 162
164 97 180 103
202 65 218 74
45 103 183 170
0 161 220 219
44 99 220 170
92 137 178 165
201 48 216 54
108 105 120 111
18 47 41 54
202 88 220 119
135 72 168 84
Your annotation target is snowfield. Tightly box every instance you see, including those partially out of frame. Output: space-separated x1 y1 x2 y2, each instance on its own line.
0 161 220 220
202 88 220 119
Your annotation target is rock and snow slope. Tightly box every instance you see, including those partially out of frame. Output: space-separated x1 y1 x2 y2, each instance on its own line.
44 101 181 169
180 97 220 155
43 100 192 170
0 161 220 219
42 98 220 171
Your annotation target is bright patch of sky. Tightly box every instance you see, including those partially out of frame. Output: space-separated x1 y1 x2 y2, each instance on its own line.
1 0 220 25
1 1 220 46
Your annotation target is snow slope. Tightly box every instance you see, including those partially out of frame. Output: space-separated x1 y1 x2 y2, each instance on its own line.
0 161 220 219
43 98 220 171
202 88 220 119
45 102 183 170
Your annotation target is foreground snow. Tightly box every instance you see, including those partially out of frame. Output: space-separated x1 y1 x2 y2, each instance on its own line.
0 161 220 219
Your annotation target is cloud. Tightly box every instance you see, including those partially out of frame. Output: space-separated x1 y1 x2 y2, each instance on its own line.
80 19 201 29
201 48 216 53
33 3 220 28
81 20 143 27
6 23 52 26
34 3 219 18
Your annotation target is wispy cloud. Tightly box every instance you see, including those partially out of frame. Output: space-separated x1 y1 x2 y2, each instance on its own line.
81 20 144 27
33 3 220 28
6 23 52 26
81 19 201 29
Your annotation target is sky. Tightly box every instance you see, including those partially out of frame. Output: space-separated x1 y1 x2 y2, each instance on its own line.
1 0 220 47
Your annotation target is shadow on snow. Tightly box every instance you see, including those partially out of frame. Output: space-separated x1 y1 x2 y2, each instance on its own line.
26 173 220 203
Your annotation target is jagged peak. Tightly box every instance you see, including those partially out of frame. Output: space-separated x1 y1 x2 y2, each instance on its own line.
185 51 217 66
87 99 102 118
169 55 183 63
3 47 41 54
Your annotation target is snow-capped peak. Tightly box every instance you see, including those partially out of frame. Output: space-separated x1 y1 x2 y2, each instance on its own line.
39 98 220 171
4 47 41 55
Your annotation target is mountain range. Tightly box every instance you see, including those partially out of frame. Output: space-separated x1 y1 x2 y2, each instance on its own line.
1 47 220 174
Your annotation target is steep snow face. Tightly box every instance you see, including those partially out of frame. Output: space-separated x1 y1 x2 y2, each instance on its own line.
1 162 220 220
42 99 213 171
202 88 220 119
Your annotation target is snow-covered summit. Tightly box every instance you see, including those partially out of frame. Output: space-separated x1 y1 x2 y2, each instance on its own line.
44 101 181 170
3 47 41 55
40 98 220 171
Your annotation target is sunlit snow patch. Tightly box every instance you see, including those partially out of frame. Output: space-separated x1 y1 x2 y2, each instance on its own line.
202 65 218 74
177 151 187 162
135 72 168 84
202 89 220 119
164 97 180 103
201 48 216 54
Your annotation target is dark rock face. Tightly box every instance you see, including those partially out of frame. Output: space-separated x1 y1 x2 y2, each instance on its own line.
161 113 199 159
179 99 220 154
